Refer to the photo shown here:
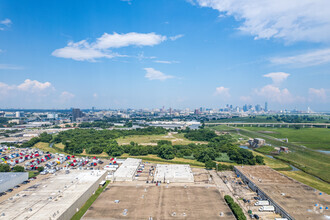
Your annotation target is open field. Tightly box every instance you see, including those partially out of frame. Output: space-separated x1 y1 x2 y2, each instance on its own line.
224 126 330 183
209 125 330 191
116 133 207 146
242 127 330 150
34 142 61 154
82 185 235 220
119 153 205 167
280 171 330 194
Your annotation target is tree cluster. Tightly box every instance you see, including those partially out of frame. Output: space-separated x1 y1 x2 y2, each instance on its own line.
224 195 246 220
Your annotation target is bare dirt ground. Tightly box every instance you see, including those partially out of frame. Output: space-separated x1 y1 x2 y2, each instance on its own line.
82 185 235 220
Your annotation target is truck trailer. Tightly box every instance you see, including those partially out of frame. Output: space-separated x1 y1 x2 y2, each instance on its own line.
258 206 275 212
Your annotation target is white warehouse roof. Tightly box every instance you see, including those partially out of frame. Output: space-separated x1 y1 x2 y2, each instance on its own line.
154 164 194 183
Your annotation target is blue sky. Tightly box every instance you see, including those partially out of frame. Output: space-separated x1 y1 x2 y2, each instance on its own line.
0 0 330 111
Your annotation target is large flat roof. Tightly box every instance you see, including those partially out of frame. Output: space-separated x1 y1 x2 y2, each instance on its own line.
154 164 194 183
0 172 27 185
114 158 141 181
0 170 106 220
235 166 330 220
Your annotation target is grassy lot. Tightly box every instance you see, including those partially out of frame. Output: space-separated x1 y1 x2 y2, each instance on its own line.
119 153 206 167
280 171 330 194
28 171 39 178
34 142 63 154
71 180 110 220
231 127 330 183
242 127 330 150
116 133 207 145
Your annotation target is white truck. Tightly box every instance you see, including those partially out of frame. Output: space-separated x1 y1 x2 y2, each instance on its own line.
254 200 270 206
258 205 275 212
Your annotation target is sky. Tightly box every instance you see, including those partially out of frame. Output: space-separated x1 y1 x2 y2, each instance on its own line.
0 0 330 111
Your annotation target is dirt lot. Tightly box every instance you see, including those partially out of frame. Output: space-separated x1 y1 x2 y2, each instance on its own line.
82 185 235 220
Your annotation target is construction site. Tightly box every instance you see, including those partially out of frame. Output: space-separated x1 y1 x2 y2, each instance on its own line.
235 165 330 220
83 158 234 219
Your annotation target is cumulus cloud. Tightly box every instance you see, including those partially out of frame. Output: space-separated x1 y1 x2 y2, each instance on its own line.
52 32 168 61
214 86 230 97
254 84 295 103
191 0 330 43
0 79 54 100
308 88 328 102
263 72 290 85
17 79 53 92
270 48 330 67
144 67 174 81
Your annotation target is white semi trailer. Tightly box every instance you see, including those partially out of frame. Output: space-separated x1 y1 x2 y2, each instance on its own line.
254 200 270 206
258 205 275 212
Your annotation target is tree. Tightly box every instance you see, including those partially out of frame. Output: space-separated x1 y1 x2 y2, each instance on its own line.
256 155 264 164
157 145 175 160
0 164 10 172
13 165 25 172
205 160 216 169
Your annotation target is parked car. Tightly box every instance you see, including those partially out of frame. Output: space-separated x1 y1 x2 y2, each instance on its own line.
14 185 20 188
6 189 13 192
253 214 260 219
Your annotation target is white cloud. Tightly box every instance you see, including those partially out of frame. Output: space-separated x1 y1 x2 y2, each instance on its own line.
144 67 174 81
60 91 75 102
17 79 53 93
0 79 54 99
214 86 230 97
308 88 328 102
169 34 184 41
52 32 168 61
0 18 12 26
191 0 330 43
0 64 23 70
93 93 98 98
270 48 330 67
94 32 166 49
52 40 116 62
254 84 295 103
263 72 290 84
154 60 179 64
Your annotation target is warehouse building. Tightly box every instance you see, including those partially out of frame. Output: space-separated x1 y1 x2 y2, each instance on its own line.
113 158 142 181
154 164 194 183
0 172 28 193
0 170 107 220
234 166 330 220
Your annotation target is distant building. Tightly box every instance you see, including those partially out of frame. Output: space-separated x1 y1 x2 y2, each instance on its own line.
194 109 200 115
264 102 268 112
248 138 266 148
72 108 83 122
255 104 262 112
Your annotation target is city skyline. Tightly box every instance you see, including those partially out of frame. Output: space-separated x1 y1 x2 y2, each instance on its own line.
1 0 330 110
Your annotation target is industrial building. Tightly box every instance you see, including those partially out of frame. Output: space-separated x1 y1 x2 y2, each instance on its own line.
113 158 142 181
0 170 107 220
0 172 28 193
234 166 330 220
154 164 194 183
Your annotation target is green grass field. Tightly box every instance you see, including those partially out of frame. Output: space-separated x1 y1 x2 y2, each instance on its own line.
280 171 330 194
116 133 207 145
242 127 330 150
228 127 330 183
